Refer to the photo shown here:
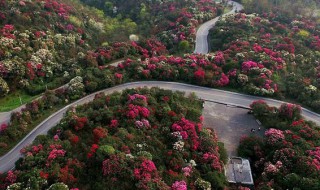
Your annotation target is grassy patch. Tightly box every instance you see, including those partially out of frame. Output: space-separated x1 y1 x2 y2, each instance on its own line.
223 6 233 14
0 91 40 112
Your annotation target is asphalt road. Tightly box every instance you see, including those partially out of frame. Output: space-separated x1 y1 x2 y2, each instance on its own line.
194 1 243 54
2 81 320 172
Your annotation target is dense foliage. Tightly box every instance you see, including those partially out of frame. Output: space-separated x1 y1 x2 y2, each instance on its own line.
0 0 153 97
0 0 225 98
1 88 226 190
238 100 320 189
209 11 320 111
80 0 224 52
234 0 319 19
0 52 227 156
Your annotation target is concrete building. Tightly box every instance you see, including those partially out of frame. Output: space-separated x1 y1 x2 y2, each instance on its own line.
225 157 254 188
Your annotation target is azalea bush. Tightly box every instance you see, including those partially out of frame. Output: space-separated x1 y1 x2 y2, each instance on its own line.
239 100 320 189
0 87 226 189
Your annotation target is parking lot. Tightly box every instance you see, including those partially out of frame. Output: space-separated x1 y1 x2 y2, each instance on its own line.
202 102 265 156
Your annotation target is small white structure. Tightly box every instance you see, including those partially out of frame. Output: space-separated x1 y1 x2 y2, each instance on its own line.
225 157 254 186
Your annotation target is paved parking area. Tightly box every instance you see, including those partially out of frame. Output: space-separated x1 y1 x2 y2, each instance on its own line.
202 102 265 156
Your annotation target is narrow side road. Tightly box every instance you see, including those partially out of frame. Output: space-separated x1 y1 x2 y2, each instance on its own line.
194 1 243 54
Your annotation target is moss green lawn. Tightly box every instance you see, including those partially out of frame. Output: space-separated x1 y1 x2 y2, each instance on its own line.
0 91 40 112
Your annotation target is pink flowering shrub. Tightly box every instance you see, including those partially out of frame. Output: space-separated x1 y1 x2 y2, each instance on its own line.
171 118 200 150
171 180 187 190
263 161 283 177
134 159 157 181
265 128 285 146
182 165 192 177
242 61 258 72
47 148 66 166
128 94 148 104
209 11 320 109
306 147 320 171
0 123 7 133
126 104 150 119
202 152 223 172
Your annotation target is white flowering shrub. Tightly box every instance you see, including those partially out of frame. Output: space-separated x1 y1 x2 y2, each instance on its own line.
0 77 10 96
67 76 85 100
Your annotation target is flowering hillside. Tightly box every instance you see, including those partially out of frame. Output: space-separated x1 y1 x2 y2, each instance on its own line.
0 0 143 98
239 100 320 189
80 0 224 52
209 11 320 111
0 88 226 190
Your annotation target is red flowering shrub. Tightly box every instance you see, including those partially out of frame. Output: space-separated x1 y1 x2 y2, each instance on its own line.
93 127 108 143
69 116 88 131
109 119 119 128
194 68 205 82
250 100 271 116
87 144 99 158
279 103 301 120
70 135 79 145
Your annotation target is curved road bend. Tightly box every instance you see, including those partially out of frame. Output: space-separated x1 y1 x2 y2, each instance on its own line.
0 0 241 124
0 60 125 126
194 1 243 54
1 81 320 172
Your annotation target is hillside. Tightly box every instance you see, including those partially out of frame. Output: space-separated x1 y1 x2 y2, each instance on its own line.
0 88 227 190
0 0 224 109
0 0 140 99
209 10 320 111
79 0 224 52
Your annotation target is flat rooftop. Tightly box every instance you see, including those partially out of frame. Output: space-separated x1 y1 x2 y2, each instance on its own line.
225 157 254 185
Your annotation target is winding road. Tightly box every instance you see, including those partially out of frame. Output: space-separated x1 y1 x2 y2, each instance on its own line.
194 1 243 54
1 1 320 173
2 81 320 172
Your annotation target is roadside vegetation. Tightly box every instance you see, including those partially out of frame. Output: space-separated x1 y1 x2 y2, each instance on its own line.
1 88 227 190
239 100 320 189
